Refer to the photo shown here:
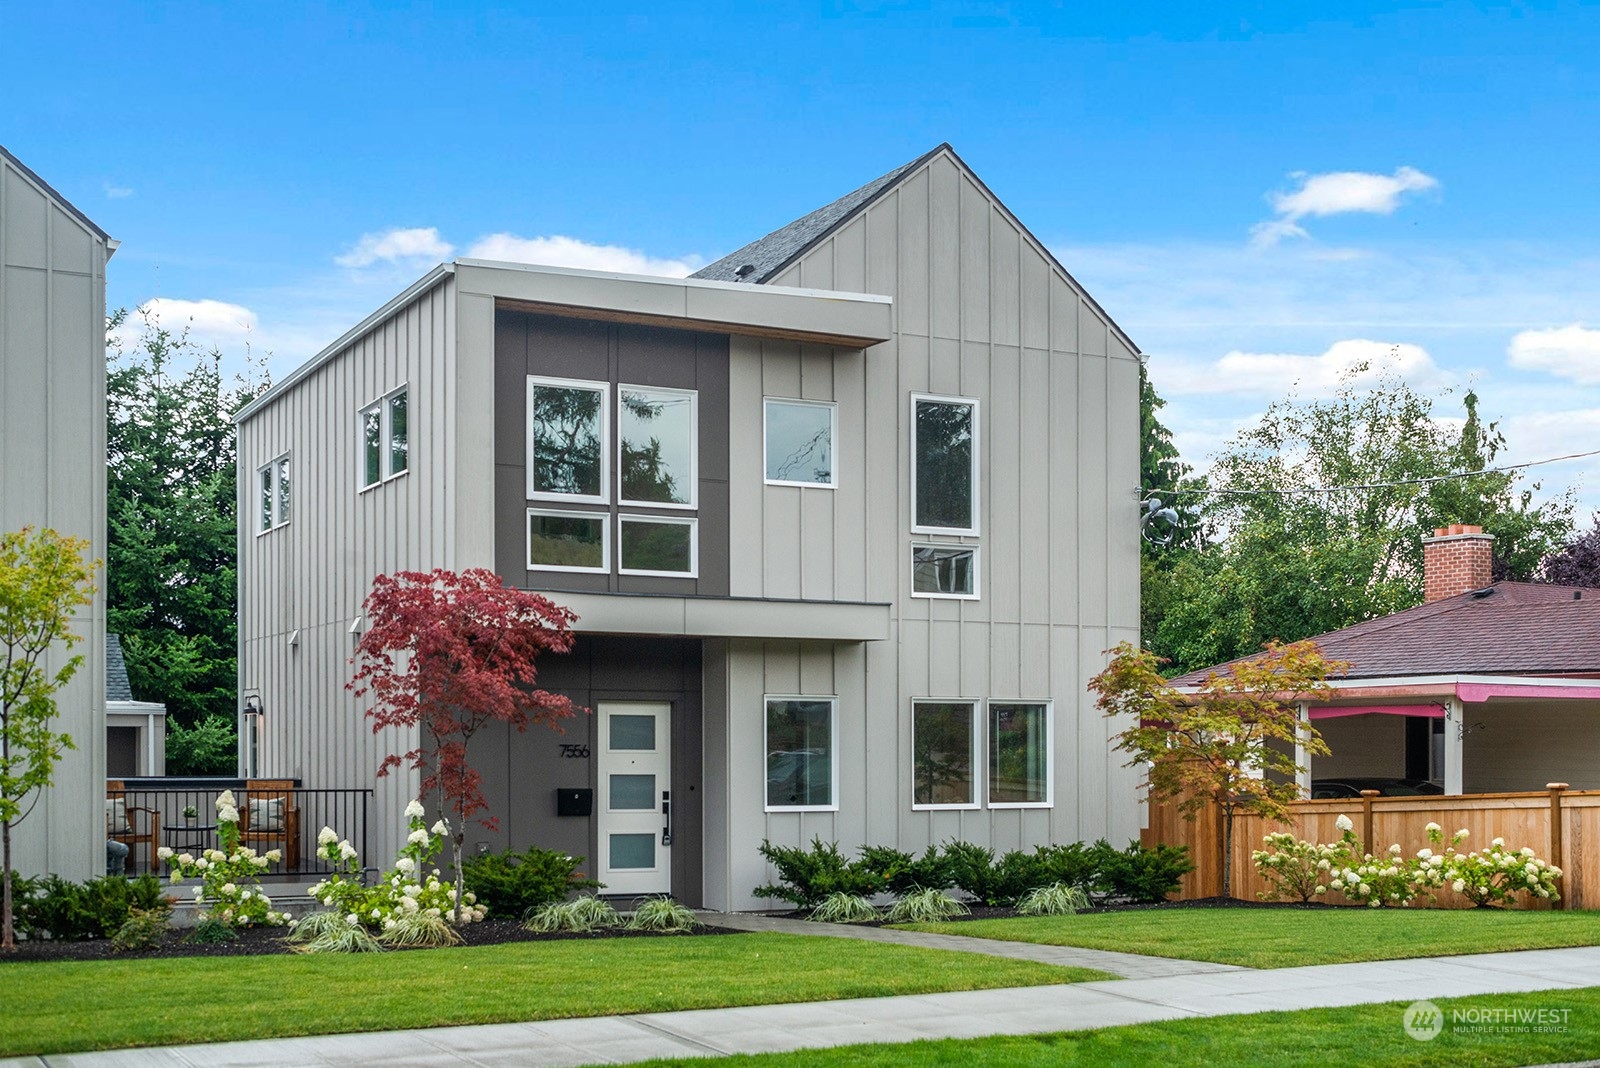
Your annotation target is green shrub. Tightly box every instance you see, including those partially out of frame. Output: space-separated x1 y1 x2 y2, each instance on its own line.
524 895 619 933
626 896 701 933
20 873 169 940
884 887 969 923
1016 882 1090 916
808 891 879 924
938 841 1004 905
461 846 601 919
1091 840 1193 903
186 916 237 944
377 913 463 948
753 838 885 908
110 906 171 952
856 845 951 894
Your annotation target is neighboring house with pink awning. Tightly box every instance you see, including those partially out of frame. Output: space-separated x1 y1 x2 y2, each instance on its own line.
1169 524 1600 797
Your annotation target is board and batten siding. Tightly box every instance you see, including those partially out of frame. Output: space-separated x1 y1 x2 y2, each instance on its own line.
0 153 108 879
712 148 1140 910
237 276 465 863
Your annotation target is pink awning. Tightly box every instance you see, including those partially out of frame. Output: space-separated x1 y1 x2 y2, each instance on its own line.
1308 704 1445 720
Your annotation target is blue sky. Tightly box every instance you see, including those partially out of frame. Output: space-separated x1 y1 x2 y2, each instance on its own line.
6 2 1599 513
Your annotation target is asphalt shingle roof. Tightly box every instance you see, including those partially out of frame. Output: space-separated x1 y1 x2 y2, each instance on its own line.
690 146 945 285
106 633 134 702
1169 582 1600 686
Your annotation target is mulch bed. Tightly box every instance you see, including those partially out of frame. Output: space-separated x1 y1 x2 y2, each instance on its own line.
1 918 741 963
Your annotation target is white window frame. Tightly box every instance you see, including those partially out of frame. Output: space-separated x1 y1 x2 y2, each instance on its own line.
256 454 290 535
910 543 981 600
909 392 980 535
910 698 982 811
359 384 409 492
527 375 610 505
763 694 840 813
617 383 698 511
526 507 610 574
763 397 838 489
617 514 699 578
987 700 1054 810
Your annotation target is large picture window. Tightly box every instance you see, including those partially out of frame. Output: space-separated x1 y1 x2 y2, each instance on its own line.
912 545 978 598
989 702 1052 807
360 385 409 489
257 455 290 533
765 697 837 811
764 399 836 487
618 516 697 576
528 377 607 502
619 385 697 507
912 700 978 808
527 509 608 573
911 394 978 533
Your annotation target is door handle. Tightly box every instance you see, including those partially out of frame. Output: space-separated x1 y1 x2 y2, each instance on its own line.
661 790 672 846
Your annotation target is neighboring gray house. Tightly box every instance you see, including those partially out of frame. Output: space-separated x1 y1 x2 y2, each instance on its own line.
0 145 114 880
106 634 166 778
236 144 1141 909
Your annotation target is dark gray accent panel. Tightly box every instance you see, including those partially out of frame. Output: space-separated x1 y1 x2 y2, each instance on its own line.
473 637 704 906
494 308 730 597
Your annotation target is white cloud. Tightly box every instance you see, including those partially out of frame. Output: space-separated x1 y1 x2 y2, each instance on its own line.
1158 339 1443 397
464 233 703 278
1507 324 1600 385
112 297 259 352
103 183 133 199
1251 166 1439 246
334 227 454 269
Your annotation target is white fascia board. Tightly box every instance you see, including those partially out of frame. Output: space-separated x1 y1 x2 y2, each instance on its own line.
107 701 167 716
454 260 894 349
1171 672 1600 696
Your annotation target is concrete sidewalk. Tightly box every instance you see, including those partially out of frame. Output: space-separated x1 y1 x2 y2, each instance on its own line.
12 946 1600 1068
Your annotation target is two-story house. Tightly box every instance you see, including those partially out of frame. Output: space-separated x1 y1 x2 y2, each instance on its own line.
235 144 1141 910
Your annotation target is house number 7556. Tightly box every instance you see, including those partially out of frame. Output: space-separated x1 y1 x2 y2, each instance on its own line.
558 744 591 759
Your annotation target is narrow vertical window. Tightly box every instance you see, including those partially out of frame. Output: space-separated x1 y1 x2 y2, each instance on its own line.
258 465 274 532
912 395 978 533
527 377 607 501
360 385 409 490
362 406 382 488
258 455 290 532
765 697 837 810
388 390 408 475
276 456 291 526
912 700 978 808
989 703 1051 806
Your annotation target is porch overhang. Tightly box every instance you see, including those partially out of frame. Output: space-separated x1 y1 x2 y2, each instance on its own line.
545 591 892 642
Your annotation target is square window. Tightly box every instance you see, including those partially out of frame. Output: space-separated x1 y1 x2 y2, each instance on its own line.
912 545 977 598
912 700 978 808
528 377 607 501
912 395 978 533
619 385 696 507
764 399 836 487
618 516 696 576
527 509 608 572
765 697 837 810
989 702 1051 806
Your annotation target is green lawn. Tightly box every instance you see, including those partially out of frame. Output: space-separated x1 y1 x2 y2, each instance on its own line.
895 907 1600 968
616 987 1600 1068
0 932 1106 1057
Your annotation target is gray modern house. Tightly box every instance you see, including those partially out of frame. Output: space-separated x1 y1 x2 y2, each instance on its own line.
236 144 1141 909
0 145 114 880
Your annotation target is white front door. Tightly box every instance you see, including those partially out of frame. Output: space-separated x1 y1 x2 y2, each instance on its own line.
596 701 672 895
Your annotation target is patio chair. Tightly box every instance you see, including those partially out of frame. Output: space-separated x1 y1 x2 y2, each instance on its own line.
105 781 161 875
240 779 300 869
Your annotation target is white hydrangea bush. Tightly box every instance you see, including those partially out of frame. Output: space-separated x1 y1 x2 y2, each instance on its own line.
1251 832 1352 902
159 790 287 927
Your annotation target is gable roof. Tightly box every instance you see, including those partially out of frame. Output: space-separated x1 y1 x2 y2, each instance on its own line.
106 633 135 702
690 143 1138 355
0 143 113 244
1169 582 1600 687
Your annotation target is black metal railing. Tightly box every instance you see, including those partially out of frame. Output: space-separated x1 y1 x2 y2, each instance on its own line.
107 778 371 878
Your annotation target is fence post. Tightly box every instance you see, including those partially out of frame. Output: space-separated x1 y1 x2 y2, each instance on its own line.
1548 783 1569 910
1360 790 1380 855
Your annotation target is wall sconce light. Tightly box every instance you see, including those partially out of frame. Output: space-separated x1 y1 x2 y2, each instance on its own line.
243 694 264 718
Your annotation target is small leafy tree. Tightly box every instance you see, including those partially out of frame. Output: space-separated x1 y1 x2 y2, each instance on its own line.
349 568 580 922
0 527 98 951
1090 639 1344 898
1540 515 1600 588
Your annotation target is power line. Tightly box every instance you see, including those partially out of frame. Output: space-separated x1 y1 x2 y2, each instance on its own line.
1150 446 1600 498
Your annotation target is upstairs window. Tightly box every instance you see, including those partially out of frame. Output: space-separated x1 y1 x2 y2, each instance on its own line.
360 386 409 489
528 377 607 503
258 455 290 533
912 545 978 599
764 399 836 487
619 385 696 507
911 394 978 534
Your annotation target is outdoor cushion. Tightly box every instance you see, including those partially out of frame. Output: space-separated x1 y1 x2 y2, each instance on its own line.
247 797 284 832
105 798 130 835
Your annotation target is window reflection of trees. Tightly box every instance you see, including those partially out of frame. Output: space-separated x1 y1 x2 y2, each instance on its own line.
914 702 974 805
533 387 602 496
620 391 691 504
916 401 973 529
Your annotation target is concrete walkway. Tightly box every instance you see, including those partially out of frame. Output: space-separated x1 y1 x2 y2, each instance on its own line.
699 911 1244 979
12 946 1600 1068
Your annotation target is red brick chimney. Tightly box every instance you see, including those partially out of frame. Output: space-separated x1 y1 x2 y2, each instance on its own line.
1422 524 1495 602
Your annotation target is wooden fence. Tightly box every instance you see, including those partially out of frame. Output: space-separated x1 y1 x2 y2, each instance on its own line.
1143 786 1600 909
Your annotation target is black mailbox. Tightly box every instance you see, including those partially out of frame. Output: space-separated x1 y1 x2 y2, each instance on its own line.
556 788 593 817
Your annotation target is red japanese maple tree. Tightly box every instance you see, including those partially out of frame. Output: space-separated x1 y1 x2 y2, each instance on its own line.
349 568 580 921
